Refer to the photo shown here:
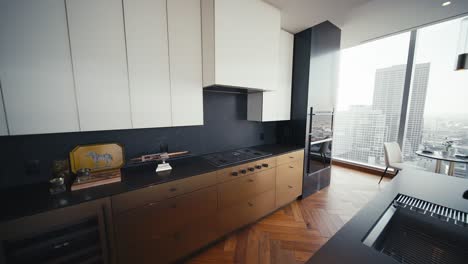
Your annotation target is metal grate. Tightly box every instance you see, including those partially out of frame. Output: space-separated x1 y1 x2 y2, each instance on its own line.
381 222 468 264
394 194 468 226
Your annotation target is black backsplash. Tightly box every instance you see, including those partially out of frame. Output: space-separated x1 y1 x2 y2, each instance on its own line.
0 91 279 189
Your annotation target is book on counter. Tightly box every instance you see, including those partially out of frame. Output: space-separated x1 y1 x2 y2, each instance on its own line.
71 169 121 191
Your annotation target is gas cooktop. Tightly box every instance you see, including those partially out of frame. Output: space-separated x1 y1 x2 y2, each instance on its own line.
202 148 272 167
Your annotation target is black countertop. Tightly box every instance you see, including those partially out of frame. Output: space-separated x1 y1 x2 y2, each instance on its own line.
306 169 468 264
0 144 303 222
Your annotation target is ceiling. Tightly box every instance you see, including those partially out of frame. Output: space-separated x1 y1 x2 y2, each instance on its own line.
263 0 371 33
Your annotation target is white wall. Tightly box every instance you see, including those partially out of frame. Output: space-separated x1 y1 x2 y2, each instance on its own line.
341 0 468 48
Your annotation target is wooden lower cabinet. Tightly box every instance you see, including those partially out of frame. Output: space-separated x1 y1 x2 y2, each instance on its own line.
218 189 276 235
276 159 304 207
112 150 304 263
114 186 218 264
115 215 218 264
111 171 217 214
218 168 276 209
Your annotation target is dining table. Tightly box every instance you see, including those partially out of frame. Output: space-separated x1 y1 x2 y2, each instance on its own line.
415 150 468 176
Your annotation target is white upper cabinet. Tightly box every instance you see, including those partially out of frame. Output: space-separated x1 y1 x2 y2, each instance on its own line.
66 0 132 131
277 30 294 120
202 0 281 91
248 30 293 122
0 0 79 135
167 0 204 126
123 0 172 129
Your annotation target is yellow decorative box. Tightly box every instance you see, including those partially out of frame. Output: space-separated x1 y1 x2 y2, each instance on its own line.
69 143 125 174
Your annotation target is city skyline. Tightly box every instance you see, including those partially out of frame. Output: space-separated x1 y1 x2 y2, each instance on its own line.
334 63 430 166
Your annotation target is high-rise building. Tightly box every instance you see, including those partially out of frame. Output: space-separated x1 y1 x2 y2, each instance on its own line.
403 63 431 159
333 63 430 166
333 105 386 165
372 65 406 143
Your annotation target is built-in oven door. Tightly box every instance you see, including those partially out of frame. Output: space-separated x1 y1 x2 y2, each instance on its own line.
307 139 332 175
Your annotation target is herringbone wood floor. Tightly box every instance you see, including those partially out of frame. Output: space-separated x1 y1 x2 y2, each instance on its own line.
186 166 390 264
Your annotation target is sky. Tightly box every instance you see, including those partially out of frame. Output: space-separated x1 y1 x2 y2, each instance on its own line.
336 16 468 116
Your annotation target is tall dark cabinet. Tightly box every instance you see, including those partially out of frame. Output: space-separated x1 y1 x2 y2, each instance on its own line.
290 21 341 198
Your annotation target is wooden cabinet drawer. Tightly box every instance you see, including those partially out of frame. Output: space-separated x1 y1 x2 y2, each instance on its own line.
112 171 217 214
277 149 304 165
218 189 275 235
218 168 275 209
276 160 303 207
114 186 217 247
117 215 218 264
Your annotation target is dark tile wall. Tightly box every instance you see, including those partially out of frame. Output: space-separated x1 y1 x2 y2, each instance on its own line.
0 91 278 189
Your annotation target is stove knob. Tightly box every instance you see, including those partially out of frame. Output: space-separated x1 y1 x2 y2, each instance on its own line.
240 169 247 174
262 163 269 168
255 165 262 169
231 172 238 176
248 167 255 172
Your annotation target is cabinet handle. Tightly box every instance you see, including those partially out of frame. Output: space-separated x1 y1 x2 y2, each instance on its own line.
288 185 293 189
148 202 156 207
289 166 294 168
248 179 254 183
169 187 177 192
289 156 294 159
248 202 253 207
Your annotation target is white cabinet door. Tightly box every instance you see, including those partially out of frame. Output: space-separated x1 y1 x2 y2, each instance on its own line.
66 0 132 131
123 0 172 128
167 0 203 126
208 0 280 90
276 30 294 120
0 0 79 135
247 30 293 122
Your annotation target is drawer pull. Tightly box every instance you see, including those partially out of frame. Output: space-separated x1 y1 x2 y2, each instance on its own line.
231 171 239 176
148 202 156 207
255 165 262 169
289 156 294 159
169 187 177 192
248 202 254 207
248 179 254 183
289 166 294 168
288 185 293 189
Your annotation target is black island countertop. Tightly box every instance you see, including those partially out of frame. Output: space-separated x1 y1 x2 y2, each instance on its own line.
0 144 303 222
306 169 468 264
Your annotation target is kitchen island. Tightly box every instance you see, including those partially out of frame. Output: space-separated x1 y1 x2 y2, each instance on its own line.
307 169 468 263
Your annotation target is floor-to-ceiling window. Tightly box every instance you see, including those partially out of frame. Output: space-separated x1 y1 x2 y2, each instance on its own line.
402 17 468 176
333 15 468 174
333 32 411 167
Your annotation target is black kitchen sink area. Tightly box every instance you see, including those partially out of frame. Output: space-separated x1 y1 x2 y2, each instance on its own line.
307 170 468 264
363 194 468 264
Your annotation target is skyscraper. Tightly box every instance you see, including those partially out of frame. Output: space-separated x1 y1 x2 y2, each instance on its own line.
403 63 431 159
372 65 406 143
333 105 386 165
333 63 430 166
